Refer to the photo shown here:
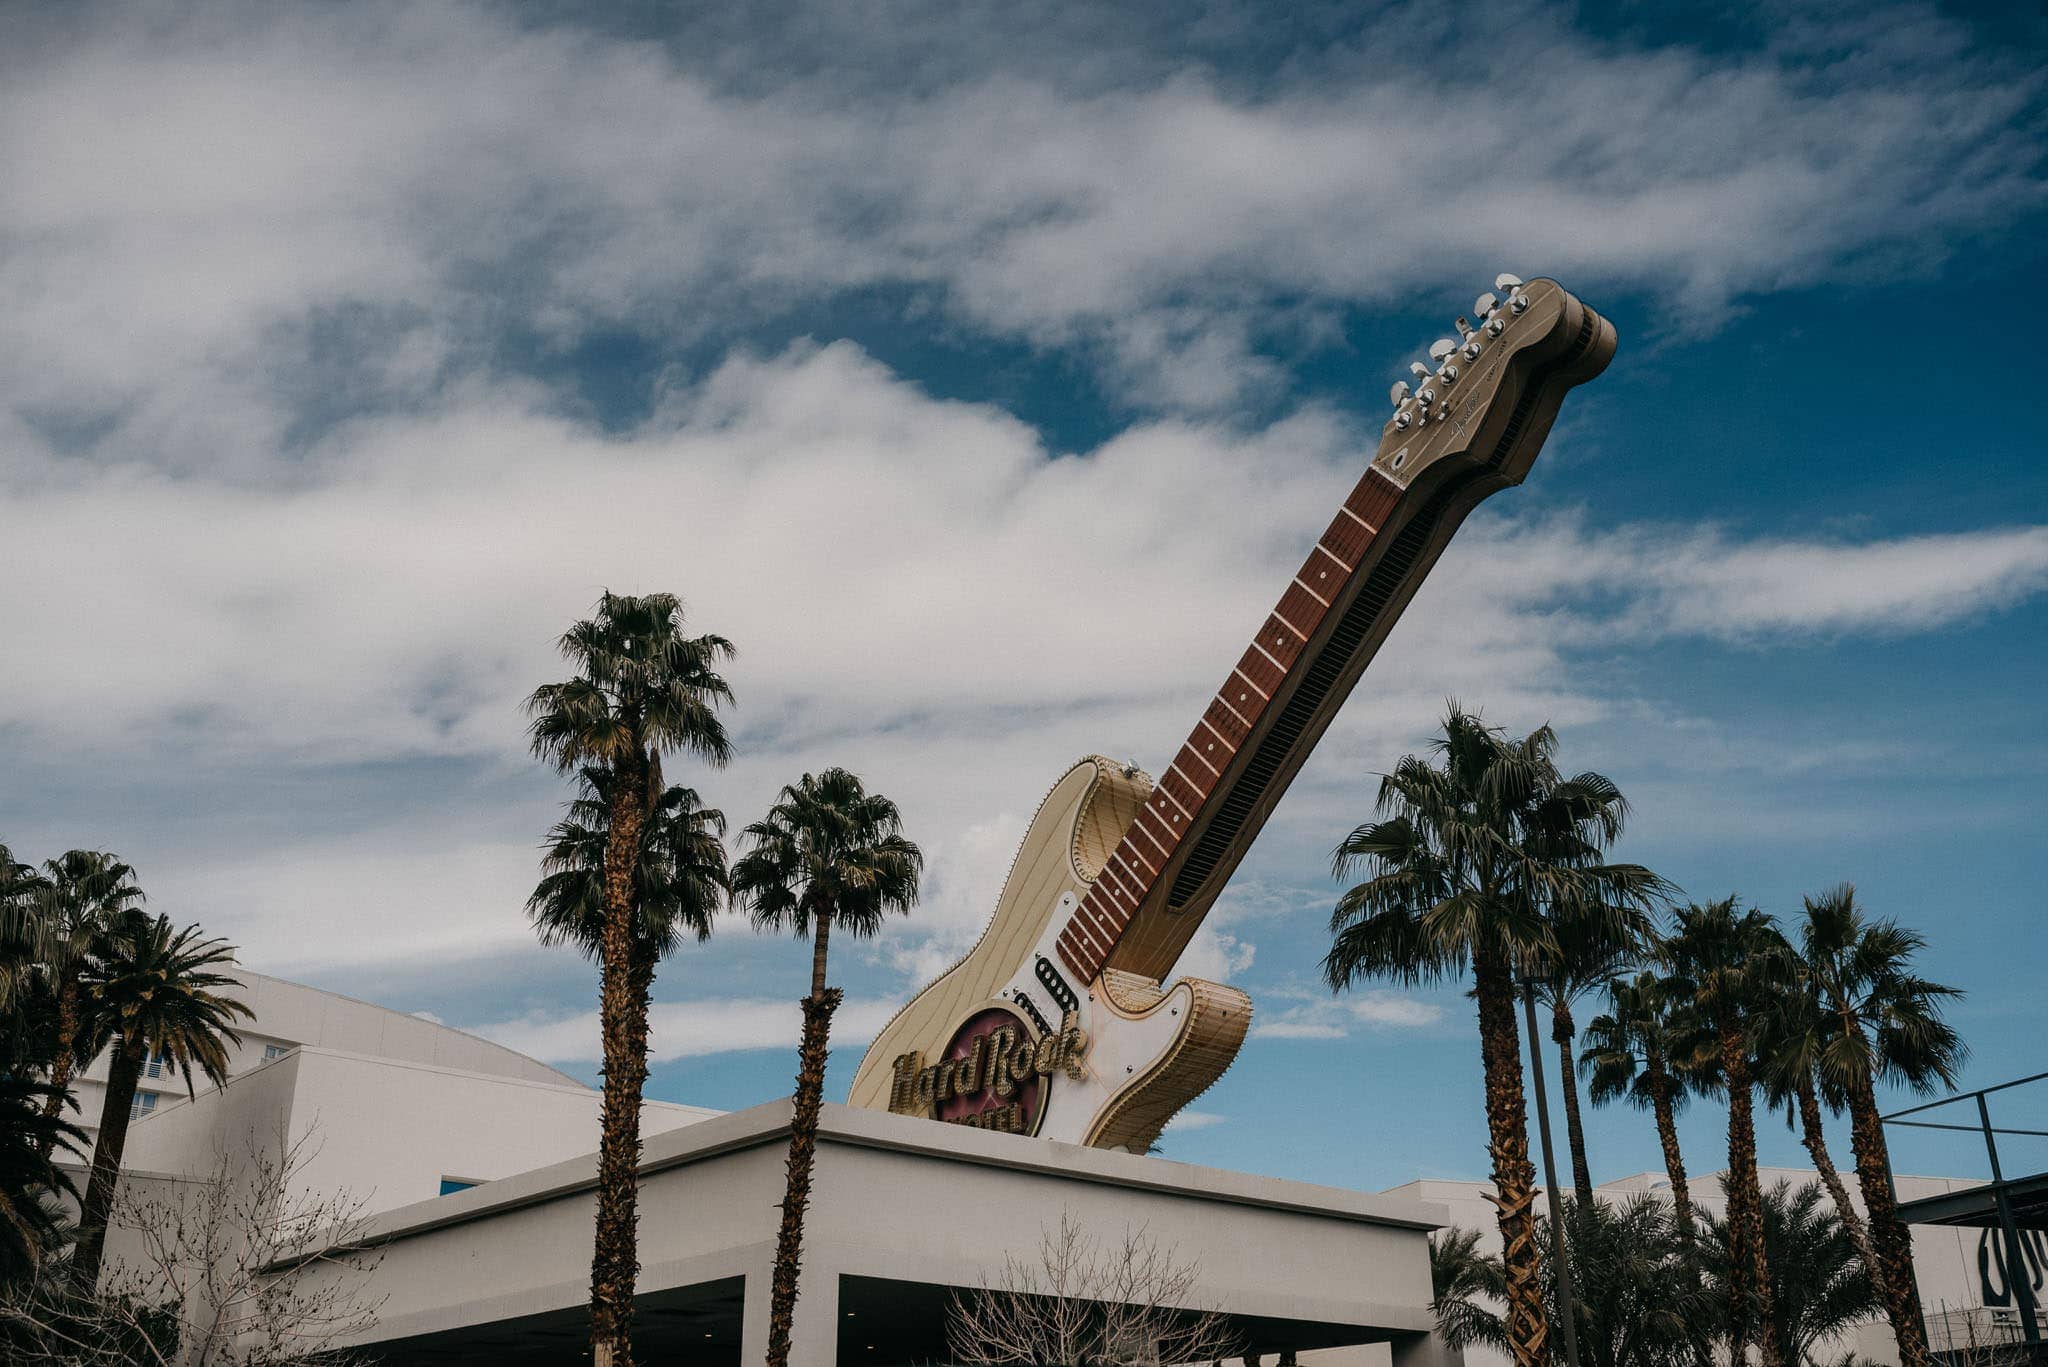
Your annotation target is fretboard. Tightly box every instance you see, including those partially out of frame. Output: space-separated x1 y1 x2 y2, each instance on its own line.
1055 465 1406 984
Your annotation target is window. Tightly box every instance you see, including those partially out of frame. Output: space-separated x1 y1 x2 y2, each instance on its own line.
438 1178 479 1197
262 1044 289 1061
130 1092 158 1121
144 1047 172 1080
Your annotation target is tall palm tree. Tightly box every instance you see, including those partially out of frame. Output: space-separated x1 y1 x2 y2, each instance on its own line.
1756 973 1876 1272
1662 899 1790 1367
1324 707 1664 1367
1794 885 1964 1367
68 911 248 1293
731 768 923 1367
33 852 145 1146
526 591 733 1367
1536 918 1640 1208
1582 972 1707 1251
529 769 728 1098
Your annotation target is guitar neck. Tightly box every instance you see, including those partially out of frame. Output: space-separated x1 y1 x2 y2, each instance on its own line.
1054 464 1407 985
1055 285 1613 986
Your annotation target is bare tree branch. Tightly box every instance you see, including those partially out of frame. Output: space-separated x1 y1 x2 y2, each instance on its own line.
946 1211 1244 1367
0 1125 384 1366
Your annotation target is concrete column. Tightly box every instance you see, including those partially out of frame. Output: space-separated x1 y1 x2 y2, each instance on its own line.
740 1251 775 1366
738 1251 840 1367
789 1260 840 1367
1391 1330 1464 1367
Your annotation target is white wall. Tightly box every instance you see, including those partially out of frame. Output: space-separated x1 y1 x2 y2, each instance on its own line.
118 1046 718 1216
62 968 584 1150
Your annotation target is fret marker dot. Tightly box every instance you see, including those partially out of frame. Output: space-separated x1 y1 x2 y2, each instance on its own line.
1238 693 1247 702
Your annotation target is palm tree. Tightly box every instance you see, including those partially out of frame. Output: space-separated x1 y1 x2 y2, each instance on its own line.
526 590 733 1367
1550 1194 1712 1367
1702 1181 1882 1367
1794 885 1964 1367
1324 707 1665 1367
1756 974 1876 1272
1661 899 1791 1367
32 852 145 1147
529 768 728 1105
731 768 923 1367
68 911 248 1293
0 842 52 1016
1431 1225 1509 1354
1536 917 1641 1208
1582 973 1707 1251
0 1076 84 1287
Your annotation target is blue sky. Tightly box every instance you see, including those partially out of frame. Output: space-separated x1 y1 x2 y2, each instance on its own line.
3 0 2045 1194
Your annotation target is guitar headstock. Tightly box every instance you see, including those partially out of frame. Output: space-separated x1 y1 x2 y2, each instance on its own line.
1371 274 1617 491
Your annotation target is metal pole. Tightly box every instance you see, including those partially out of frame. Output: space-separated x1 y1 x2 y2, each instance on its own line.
1523 979 1582 1367
1977 1093 2043 1359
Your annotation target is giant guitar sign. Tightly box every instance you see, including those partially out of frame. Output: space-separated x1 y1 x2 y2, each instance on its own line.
850 275 1619 1151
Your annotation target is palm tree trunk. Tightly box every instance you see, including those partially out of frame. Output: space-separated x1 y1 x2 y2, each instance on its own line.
767 907 838 1367
1645 1049 1711 1367
1720 1018 1783 1367
1475 945 1551 1367
1844 1071 1931 1367
1794 1071 1877 1270
70 1030 146 1294
35 973 82 1155
1550 1003 1595 1208
590 767 651 1367
1645 1049 1695 1247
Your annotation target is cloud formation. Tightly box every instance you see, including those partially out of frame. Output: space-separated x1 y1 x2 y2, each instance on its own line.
6 339 2044 980
2 0 2039 463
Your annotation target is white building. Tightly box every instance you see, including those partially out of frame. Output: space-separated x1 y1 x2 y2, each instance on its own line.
72 969 2038 1365
64 970 715 1214
78 970 1446 1365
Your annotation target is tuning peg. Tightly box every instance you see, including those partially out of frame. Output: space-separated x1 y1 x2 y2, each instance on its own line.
1455 316 1474 338
1409 361 1431 382
1474 291 1499 318
1494 273 1524 292
1417 386 1437 406
1460 337 1483 361
1437 364 1459 385
1394 410 1412 430
1486 316 1506 337
1428 338 1457 363
1389 380 1411 406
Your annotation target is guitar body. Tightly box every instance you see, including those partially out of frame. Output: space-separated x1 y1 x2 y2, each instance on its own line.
850 276 1617 1151
846 756 1252 1152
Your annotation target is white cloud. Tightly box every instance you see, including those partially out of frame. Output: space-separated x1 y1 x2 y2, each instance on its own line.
2 0 2043 998
0 0 2038 456
467 994 906 1065
1162 1110 1227 1133
5 340 2045 980
1252 992 1446 1040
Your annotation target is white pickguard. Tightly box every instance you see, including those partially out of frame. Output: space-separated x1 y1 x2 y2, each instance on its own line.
1005 892 1192 1151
